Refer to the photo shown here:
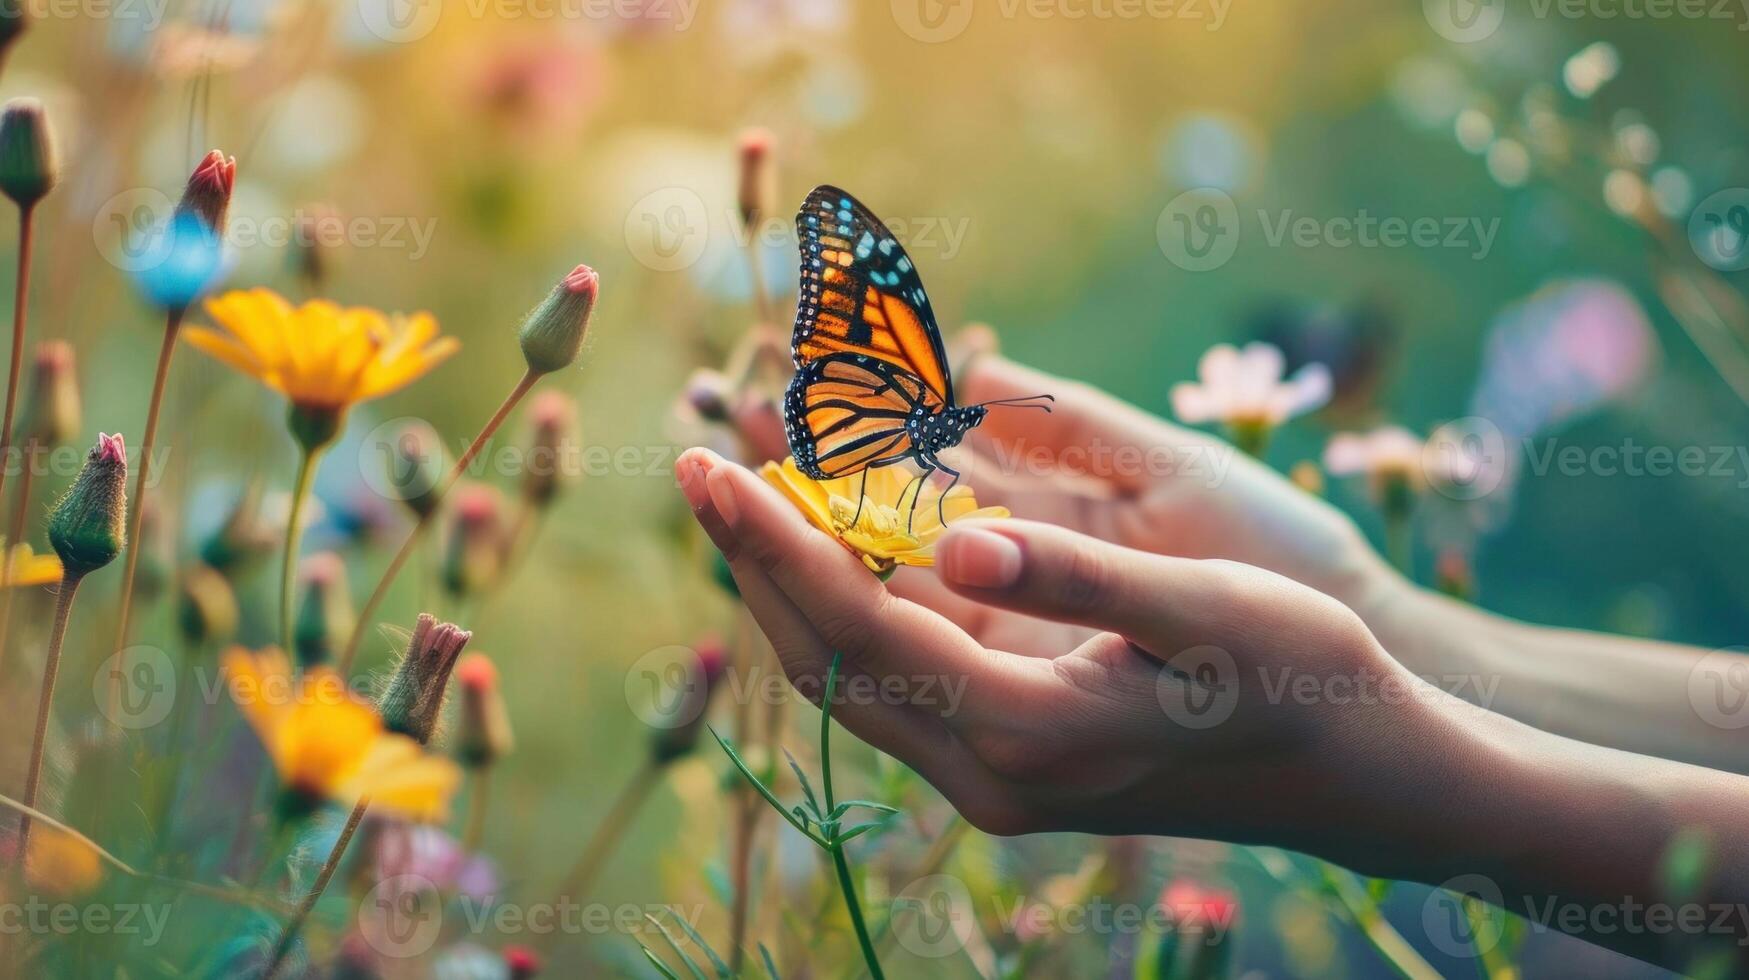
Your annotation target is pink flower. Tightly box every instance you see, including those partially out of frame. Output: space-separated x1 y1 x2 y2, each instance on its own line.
1171 342 1331 428
1323 426 1425 482
1157 879 1240 932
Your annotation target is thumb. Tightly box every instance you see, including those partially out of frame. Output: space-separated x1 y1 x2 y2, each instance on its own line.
935 519 1240 643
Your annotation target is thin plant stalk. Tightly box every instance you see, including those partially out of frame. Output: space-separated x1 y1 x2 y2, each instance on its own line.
279 445 323 654
817 653 885 980
0 203 36 521
110 306 185 692
549 761 661 922
727 608 764 974
18 570 82 853
0 791 289 913
0 444 37 665
462 768 491 852
1321 865 1440 980
338 369 539 674
261 799 369 979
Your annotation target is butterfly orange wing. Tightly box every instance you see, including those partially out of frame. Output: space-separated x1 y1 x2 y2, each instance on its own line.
793 186 953 403
784 354 946 479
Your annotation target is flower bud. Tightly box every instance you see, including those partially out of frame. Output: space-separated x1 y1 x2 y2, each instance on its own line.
521 390 576 508
650 637 728 765
454 653 513 768
442 484 506 599
1288 460 1324 497
381 418 447 518
17 340 79 451
175 149 236 237
504 946 542 980
517 264 597 374
200 481 273 573
680 368 733 424
736 127 773 230
1436 550 1474 601
48 433 126 578
292 203 338 290
133 497 168 602
0 98 55 208
294 552 354 668
177 562 239 646
377 613 472 745
0 7 28 70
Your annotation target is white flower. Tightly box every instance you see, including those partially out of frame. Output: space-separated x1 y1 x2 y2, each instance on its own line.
1324 426 1426 481
1171 342 1331 428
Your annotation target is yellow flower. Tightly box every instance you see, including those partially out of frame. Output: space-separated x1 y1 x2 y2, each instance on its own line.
2 542 62 588
222 647 460 822
760 457 1009 575
186 289 458 413
25 826 104 897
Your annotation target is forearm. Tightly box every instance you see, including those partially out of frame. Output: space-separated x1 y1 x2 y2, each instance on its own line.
1354 575 1749 775
1329 688 1749 973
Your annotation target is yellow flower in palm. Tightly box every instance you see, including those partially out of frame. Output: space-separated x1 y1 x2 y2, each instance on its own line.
186 289 458 446
2 542 62 588
222 647 460 822
761 457 1009 576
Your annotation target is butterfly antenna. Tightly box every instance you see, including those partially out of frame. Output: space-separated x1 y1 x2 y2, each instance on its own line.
979 393 1056 412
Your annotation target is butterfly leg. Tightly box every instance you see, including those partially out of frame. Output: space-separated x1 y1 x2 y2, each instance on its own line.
901 465 933 535
847 468 870 530
932 462 963 530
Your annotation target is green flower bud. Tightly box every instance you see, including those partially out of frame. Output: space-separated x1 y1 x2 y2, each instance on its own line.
377 613 471 745
199 481 271 573
441 483 505 600
17 340 78 451
0 98 55 208
177 562 238 647
455 652 513 768
517 264 597 374
521 390 576 508
48 433 126 578
293 552 353 668
174 150 236 238
650 637 727 765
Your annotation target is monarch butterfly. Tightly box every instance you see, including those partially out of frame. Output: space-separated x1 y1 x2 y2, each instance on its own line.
783 185 1052 527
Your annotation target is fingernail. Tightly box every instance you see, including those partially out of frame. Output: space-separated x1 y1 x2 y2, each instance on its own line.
705 465 741 528
941 527 1022 589
677 451 738 556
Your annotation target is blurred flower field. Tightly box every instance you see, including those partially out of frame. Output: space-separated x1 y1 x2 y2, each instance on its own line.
0 1 1745 977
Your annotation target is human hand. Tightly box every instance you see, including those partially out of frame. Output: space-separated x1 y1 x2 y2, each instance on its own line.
675 447 1437 853
726 347 1400 659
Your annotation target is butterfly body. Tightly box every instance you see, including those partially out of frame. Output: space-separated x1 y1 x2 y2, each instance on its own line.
783 186 1048 518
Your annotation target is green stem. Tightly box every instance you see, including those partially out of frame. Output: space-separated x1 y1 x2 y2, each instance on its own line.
262 799 369 979
462 767 491 852
111 306 184 682
0 450 37 668
0 203 36 539
279 446 323 655
19 571 81 854
1321 864 1440 980
338 369 539 674
832 845 885 980
818 652 884 980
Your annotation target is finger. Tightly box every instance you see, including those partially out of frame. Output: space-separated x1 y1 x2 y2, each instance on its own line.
888 569 1090 660
934 518 1236 644
686 449 1024 722
958 355 1213 494
677 450 950 760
